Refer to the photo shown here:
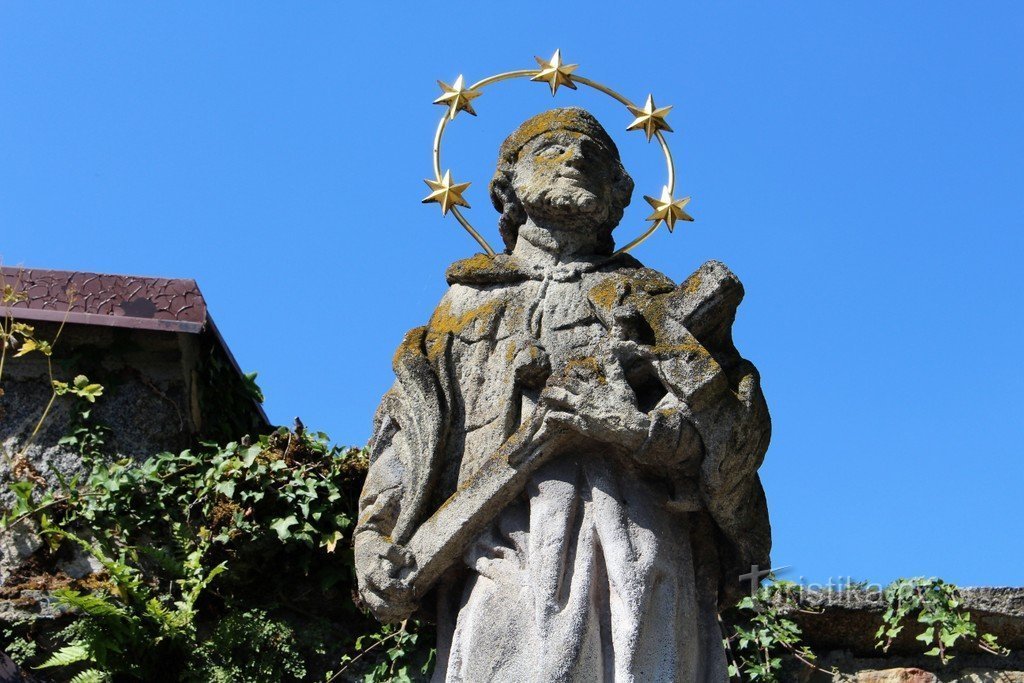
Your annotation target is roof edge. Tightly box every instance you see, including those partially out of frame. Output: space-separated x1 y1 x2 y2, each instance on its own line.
7 307 206 334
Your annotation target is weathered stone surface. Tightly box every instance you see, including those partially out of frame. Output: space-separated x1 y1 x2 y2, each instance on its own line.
55 545 103 580
821 668 1024 682
836 669 938 683
784 588 1024 683
0 522 41 586
355 108 771 681
0 316 267 589
784 588 1024 655
952 670 1024 682
0 324 194 509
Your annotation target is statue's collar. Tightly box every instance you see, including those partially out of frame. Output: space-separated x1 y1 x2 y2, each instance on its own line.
445 252 645 286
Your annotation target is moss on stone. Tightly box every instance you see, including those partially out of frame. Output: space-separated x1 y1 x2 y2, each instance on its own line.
425 298 504 361
681 271 703 296
564 356 606 384
587 277 624 313
446 254 532 286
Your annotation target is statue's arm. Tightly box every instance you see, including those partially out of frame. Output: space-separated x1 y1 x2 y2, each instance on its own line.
692 357 772 601
696 359 770 509
356 409 405 537
353 389 420 624
641 268 771 597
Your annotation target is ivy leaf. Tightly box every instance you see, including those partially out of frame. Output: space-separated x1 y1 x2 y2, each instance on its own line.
13 338 39 357
215 480 236 498
242 445 261 468
322 530 343 553
269 515 298 540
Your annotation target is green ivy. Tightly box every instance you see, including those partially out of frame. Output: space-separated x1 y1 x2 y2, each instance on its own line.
723 579 830 682
1 425 435 682
876 577 1008 664
723 576 1009 681
332 622 437 683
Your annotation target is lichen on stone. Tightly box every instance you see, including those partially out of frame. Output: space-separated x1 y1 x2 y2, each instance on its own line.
445 254 531 286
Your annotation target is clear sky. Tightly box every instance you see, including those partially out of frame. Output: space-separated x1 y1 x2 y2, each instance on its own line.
2 3 1022 587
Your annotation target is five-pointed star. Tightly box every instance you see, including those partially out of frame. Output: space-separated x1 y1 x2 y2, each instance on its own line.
433 75 482 120
626 94 674 142
531 49 579 95
422 170 471 215
644 186 693 232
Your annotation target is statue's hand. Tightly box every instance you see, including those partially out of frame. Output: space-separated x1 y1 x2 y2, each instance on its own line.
354 531 419 624
539 354 650 452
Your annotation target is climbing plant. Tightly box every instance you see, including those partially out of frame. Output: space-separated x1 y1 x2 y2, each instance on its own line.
2 424 435 682
722 575 1010 682
876 577 1009 664
723 579 831 681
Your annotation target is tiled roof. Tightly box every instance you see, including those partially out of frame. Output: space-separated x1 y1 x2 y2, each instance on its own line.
1 266 207 333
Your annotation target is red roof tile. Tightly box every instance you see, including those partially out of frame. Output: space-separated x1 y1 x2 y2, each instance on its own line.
1 266 207 333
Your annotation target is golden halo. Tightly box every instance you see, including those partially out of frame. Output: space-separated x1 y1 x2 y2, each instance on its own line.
423 50 693 257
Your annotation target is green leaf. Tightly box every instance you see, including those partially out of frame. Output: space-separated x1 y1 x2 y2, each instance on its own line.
269 515 299 540
70 668 109 683
36 644 91 669
242 445 261 467
214 480 236 498
13 338 39 357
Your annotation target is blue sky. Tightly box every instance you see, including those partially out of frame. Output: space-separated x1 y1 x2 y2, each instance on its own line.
2 3 1022 587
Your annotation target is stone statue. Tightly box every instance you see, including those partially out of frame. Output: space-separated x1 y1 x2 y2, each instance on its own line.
355 107 771 682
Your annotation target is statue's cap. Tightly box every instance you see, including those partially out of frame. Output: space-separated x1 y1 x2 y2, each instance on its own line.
498 107 619 164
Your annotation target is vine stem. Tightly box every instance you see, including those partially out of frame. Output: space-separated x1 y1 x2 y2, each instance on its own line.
0 315 10 388
717 614 741 680
12 293 78 466
327 624 407 682
1 491 106 531
778 640 823 672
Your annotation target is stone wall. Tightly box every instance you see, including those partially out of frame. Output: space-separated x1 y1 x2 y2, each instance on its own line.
786 588 1024 681
0 319 267 586
1 322 199 503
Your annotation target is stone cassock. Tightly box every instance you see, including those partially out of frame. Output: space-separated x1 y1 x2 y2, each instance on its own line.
355 108 771 682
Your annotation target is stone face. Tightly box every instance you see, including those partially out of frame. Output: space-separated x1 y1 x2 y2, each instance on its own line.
355 108 771 681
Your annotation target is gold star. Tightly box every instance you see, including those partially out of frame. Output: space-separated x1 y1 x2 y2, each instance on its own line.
531 49 578 95
626 94 674 142
644 186 693 232
433 75 482 120
422 170 471 215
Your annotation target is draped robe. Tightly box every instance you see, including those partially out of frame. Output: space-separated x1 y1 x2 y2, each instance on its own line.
356 253 771 682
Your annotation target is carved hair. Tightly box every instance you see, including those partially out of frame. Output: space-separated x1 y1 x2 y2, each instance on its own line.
489 108 634 255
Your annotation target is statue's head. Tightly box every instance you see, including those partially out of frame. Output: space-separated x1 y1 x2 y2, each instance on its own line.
489 107 634 255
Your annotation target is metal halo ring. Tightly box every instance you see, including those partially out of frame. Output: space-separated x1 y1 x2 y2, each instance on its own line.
426 53 688 257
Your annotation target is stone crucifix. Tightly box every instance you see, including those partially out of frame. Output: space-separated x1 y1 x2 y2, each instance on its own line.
354 107 771 682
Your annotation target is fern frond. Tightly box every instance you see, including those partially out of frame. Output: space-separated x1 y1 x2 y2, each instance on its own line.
36 644 91 669
53 589 125 618
70 668 109 683
136 544 185 578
